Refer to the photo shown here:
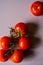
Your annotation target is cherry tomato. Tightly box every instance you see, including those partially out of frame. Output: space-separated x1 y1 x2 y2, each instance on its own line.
0 49 10 62
31 1 43 16
14 22 28 37
0 38 1 48
18 37 30 50
0 36 11 49
11 49 24 63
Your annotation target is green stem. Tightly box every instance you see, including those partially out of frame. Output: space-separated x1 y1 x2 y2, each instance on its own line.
10 44 15 49
4 50 10 58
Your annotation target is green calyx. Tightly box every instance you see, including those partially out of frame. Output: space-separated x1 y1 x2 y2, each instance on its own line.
18 30 22 37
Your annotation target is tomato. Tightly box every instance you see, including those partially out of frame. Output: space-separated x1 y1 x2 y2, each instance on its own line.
11 49 24 63
18 37 30 50
14 22 28 37
0 36 11 49
0 49 10 62
0 38 1 47
31 1 43 16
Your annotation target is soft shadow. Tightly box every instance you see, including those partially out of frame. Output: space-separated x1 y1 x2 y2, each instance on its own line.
23 50 35 59
29 35 41 49
24 22 41 59
26 22 39 35
26 22 41 48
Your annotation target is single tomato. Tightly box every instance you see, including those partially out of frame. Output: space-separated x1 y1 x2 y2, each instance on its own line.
14 22 28 37
11 49 24 63
0 38 1 48
18 37 30 50
0 49 10 62
0 36 11 49
31 1 43 16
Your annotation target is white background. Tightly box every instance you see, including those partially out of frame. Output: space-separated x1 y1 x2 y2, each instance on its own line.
0 0 43 65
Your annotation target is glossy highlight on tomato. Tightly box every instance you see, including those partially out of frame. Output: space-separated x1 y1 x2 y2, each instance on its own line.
14 22 28 37
0 36 11 49
19 37 30 50
11 49 24 63
31 1 43 16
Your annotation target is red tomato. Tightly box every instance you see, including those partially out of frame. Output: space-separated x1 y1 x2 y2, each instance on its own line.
18 37 30 50
0 49 10 62
14 22 28 37
0 36 11 49
31 1 43 16
11 49 24 63
0 38 1 47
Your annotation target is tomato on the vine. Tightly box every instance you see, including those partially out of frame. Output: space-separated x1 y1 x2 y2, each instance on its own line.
11 49 24 63
31 1 43 16
18 37 30 50
0 49 10 62
14 22 28 37
0 36 11 49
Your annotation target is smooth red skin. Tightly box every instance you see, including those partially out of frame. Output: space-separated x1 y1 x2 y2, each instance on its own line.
0 49 10 62
31 1 43 16
0 38 1 47
11 49 24 63
14 22 28 36
19 37 30 50
0 36 11 49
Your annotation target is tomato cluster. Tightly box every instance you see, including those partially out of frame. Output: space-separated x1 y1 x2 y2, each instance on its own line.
0 22 31 63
